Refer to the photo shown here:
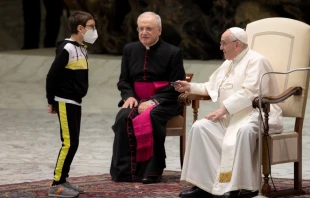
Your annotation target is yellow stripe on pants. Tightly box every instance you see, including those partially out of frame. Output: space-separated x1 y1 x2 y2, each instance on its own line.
54 102 71 181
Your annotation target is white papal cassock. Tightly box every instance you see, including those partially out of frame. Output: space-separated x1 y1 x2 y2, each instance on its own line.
180 48 283 195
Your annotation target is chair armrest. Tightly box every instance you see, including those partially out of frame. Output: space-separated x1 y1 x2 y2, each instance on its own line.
178 93 211 123
252 86 302 108
252 86 302 136
178 93 211 106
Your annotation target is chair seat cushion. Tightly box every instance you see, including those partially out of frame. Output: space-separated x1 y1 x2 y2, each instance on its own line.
267 131 298 164
270 131 298 139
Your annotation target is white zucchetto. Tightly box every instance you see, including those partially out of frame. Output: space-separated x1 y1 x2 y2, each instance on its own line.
229 27 248 44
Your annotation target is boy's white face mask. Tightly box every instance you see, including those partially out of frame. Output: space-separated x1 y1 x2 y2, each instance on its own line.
83 29 98 44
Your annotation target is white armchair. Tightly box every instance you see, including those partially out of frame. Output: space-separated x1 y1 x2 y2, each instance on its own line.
247 17 310 197
178 17 310 197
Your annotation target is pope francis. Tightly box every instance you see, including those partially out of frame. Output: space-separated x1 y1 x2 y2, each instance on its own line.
173 27 283 198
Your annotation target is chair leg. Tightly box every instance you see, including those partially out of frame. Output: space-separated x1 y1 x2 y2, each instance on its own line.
262 173 271 196
294 161 304 194
180 135 185 168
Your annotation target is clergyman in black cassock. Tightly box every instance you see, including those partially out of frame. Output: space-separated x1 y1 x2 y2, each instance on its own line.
110 12 186 184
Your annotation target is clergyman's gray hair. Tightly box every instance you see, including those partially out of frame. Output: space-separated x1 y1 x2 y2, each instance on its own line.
137 12 162 27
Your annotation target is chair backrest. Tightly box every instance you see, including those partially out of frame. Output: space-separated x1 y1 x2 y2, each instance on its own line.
246 17 310 118
166 73 193 133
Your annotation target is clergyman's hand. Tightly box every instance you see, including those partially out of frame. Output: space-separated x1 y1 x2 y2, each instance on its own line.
204 106 228 122
138 100 154 114
122 97 138 108
172 80 190 93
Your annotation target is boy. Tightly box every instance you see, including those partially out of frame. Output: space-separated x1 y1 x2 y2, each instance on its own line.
46 11 98 197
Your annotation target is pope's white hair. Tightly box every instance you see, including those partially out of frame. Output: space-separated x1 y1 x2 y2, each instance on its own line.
227 31 237 42
227 29 248 49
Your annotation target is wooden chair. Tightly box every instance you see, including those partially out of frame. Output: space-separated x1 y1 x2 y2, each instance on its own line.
247 17 310 197
166 73 193 168
178 18 310 197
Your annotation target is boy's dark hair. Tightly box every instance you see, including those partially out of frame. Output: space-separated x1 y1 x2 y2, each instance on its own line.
68 11 94 34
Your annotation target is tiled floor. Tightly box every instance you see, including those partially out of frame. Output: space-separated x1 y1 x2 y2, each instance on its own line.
0 50 310 198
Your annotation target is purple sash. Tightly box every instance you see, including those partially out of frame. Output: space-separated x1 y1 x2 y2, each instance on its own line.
132 81 168 162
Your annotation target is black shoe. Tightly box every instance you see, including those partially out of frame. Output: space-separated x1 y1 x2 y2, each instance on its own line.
142 175 162 184
179 186 198 197
179 186 213 197
228 190 258 198
227 190 240 198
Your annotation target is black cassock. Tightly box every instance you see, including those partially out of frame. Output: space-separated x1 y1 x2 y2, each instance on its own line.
110 39 186 182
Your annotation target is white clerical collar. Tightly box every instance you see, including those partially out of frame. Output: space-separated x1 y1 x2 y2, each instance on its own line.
145 38 159 50
233 47 249 62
